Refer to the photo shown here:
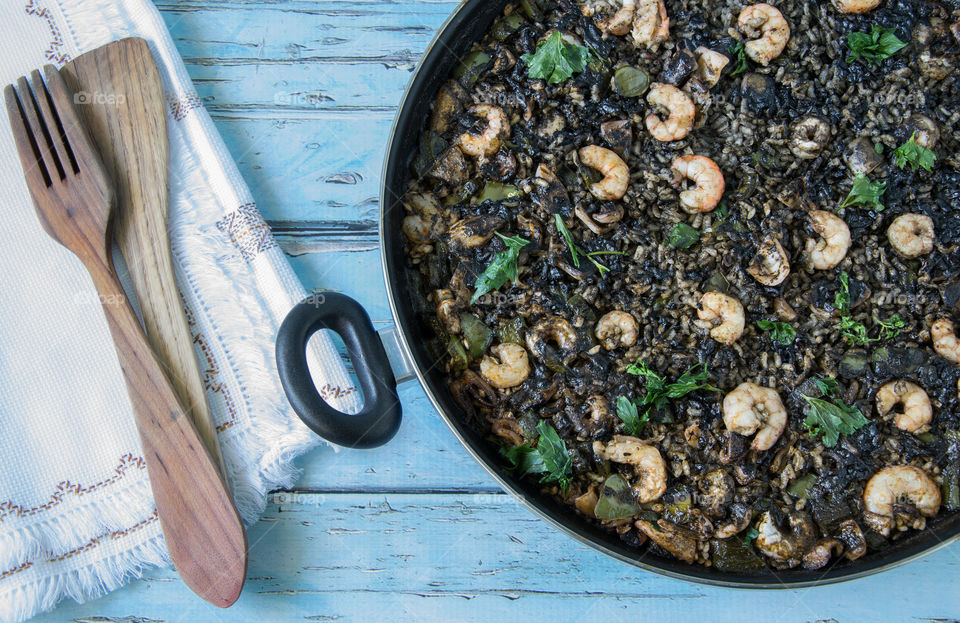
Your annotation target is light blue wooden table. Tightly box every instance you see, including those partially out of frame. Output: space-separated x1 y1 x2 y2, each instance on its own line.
37 1 960 621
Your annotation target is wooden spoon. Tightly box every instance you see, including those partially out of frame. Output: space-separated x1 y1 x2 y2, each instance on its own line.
59 38 227 477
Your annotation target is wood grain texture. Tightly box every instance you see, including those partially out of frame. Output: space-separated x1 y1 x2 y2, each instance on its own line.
27 493 960 623
45 0 960 620
60 37 227 479
5 64 246 608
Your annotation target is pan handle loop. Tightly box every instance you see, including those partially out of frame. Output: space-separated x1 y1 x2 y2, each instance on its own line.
275 292 401 449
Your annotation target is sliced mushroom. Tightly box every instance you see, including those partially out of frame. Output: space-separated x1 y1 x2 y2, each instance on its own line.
694 46 730 88
844 137 885 175
836 518 867 560
636 519 698 563
600 119 633 158
429 146 470 186
698 469 734 518
445 214 506 252
748 235 791 286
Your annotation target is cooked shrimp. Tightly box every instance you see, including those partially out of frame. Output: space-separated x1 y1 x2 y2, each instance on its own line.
671 155 725 213
832 0 881 13
526 316 578 360
931 318 960 364
805 210 851 270
887 214 935 259
631 0 670 50
737 4 790 66
579 145 630 201
863 466 940 529
593 435 667 502
697 291 745 345
790 116 832 159
457 104 509 158
479 343 531 389
876 380 933 433
723 382 788 451
596 0 636 36
645 83 695 142
595 310 639 350
748 234 791 286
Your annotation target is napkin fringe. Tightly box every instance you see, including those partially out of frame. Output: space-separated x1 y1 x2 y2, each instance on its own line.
0 477 156 576
0 531 169 623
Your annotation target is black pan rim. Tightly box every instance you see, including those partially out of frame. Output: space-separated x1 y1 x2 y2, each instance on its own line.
378 0 960 587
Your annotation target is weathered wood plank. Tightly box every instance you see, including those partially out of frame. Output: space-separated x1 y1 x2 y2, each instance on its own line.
210 112 391 224
28 493 960 623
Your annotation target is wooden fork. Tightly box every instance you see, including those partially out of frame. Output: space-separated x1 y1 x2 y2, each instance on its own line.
4 65 247 607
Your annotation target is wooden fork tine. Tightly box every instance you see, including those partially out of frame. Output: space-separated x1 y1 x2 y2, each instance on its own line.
41 65 106 182
3 78 57 191
30 69 77 178
4 84 51 190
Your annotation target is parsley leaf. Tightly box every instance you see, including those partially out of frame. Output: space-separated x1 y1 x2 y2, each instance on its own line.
839 174 886 211
839 315 872 345
471 233 529 304
756 320 797 346
555 215 623 277
893 132 937 172
668 223 700 249
801 393 869 448
813 376 840 396
846 25 907 65
616 396 648 436
875 313 905 340
521 31 591 84
626 362 718 417
834 272 904 344
499 419 572 491
743 526 759 547
728 41 748 76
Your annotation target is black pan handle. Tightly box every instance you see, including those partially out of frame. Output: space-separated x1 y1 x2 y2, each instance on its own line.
275 292 401 449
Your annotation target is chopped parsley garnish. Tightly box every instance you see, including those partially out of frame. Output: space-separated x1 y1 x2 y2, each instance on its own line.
616 395 649 437
625 362 718 422
668 222 700 249
743 526 759 547
893 132 937 172
875 314 906 340
728 41 748 77
756 320 797 346
801 378 869 448
846 25 907 65
471 233 529 304
834 272 906 344
499 420 572 492
839 174 886 212
521 31 591 84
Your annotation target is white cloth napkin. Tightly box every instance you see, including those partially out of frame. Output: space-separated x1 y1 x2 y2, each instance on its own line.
0 1 363 621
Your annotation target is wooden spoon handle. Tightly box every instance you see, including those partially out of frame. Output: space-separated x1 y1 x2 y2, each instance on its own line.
88 261 246 607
